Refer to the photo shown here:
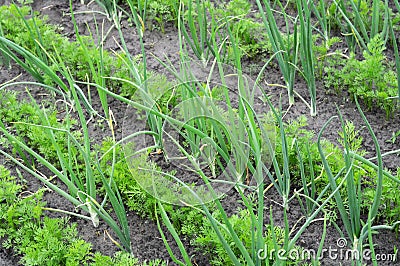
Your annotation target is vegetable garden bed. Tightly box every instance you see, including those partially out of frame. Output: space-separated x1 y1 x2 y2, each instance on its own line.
0 0 399 265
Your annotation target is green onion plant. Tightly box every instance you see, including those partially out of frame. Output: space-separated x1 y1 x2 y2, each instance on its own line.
0 25 11 68
13 4 49 65
310 0 330 45
0 16 134 251
179 0 216 63
0 80 133 254
297 0 317 116
333 0 390 52
255 0 299 106
69 0 110 118
317 97 400 265
118 0 165 149
145 27 340 264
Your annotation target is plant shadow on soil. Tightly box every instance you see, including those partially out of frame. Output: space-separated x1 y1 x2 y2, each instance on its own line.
0 0 399 265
